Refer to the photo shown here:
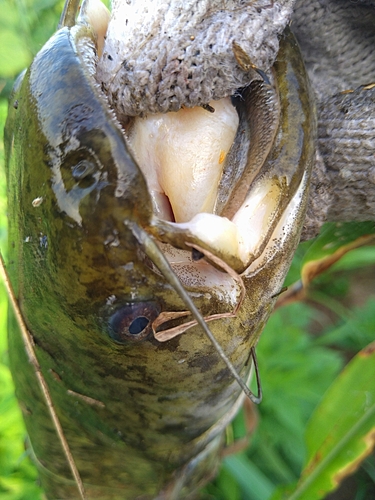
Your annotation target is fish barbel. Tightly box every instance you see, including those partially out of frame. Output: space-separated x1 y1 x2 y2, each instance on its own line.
3 0 316 498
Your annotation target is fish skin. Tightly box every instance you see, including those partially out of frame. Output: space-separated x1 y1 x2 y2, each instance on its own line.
4 24 315 500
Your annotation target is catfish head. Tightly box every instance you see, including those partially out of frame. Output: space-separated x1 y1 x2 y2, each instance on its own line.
4 1 316 498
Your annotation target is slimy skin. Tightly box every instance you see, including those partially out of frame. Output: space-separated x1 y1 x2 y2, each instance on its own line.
4 10 315 500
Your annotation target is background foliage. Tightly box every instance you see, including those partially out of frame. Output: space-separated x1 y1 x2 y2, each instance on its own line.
1 1 375 499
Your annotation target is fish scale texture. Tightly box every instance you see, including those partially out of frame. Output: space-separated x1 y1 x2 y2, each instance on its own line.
96 0 295 117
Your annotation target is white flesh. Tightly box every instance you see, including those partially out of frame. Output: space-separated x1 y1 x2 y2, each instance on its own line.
127 99 239 223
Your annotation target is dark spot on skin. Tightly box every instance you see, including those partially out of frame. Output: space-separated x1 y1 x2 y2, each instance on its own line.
188 354 218 373
204 388 233 408
154 335 180 351
202 103 215 113
214 367 231 383
157 423 189 439
107 54 113 61
128 386 155 397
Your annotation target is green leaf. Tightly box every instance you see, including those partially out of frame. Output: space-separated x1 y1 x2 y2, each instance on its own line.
301 222 375 286
224 454 275 500
273 342 375 500
0 31 30 78
317 297 375 352
244 303 343 488
214 466 242 500
330 246 375 273
303 223 375 265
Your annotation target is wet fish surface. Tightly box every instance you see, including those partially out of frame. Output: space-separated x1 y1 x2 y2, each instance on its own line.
4 9 316 500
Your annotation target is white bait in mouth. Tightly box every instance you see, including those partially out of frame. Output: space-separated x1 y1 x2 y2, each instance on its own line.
3 0 316 498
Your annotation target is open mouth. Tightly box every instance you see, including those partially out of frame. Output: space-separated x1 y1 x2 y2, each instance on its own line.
76 0 314 282
42 0 315 358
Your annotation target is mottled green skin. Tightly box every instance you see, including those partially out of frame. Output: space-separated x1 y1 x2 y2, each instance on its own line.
4 25 315 500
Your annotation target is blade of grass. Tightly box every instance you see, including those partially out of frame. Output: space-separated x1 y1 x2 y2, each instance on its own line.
224 454 275 500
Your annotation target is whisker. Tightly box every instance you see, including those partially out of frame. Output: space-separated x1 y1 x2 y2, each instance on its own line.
126 223 262 404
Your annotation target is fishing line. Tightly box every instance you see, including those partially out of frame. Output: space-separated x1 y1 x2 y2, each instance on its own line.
127 222 262 404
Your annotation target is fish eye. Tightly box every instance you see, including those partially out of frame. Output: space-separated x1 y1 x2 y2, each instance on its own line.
128 316 150 334
71 159 98 189
108 302 160 343
72 160 97 180
59 149 101 192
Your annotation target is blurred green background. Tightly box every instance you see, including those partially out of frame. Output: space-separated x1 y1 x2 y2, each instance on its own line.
0 1 375 499
1 3 67 498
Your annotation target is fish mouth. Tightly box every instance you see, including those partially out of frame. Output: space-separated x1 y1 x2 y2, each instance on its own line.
7 0 314 407
70 0 315 330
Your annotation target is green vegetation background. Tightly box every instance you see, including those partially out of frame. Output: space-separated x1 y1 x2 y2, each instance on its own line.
0 1 374 499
